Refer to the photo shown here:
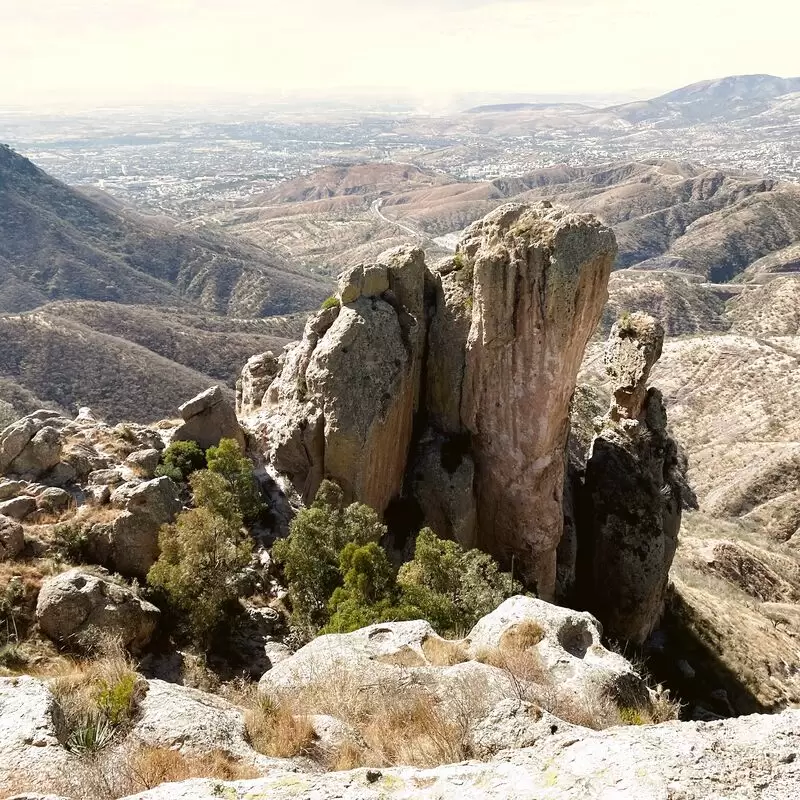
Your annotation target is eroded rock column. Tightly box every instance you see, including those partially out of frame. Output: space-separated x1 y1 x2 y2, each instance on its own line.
428 203 617 598
579 312 694 643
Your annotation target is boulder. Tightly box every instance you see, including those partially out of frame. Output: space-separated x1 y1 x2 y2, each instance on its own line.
470 699 576 757
95 476 181 576
0 676 74 789
578 313 695 644
6 427 62 478
237 351 280 415
259 619 517 716
467 596 650 707
0 413 67 478
109 709 800 800
0 479 23 500
0 495 36 521
172 385 244 450
0 514 24 559
35 487 72 514
36 568 160 651
124 448 161 478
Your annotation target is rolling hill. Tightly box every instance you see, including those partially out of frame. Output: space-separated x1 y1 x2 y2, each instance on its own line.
0 144 329 317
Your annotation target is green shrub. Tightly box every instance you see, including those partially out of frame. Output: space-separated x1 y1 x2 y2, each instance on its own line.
274 484 520 637
190 470 241 526
53 521 91 563
272 481 386 631
205 438 265 525
157 440 206 482
97 672 139 726
398 528 522 634
320 295 340 310
147 506 253 645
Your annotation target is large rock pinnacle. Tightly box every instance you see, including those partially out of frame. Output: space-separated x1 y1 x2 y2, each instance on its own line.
578 312 695 643
244 203 617 601
452 203 617 598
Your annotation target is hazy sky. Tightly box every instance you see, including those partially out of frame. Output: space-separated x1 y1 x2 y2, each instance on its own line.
3 0 799 110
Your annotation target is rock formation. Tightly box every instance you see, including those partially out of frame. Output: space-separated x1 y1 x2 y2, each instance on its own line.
244 203 616 600
577 312 695 643
36 568 160 651
172 385 244 451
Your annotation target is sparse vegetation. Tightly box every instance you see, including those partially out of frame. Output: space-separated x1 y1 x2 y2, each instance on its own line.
320 295 340 310
147 506 253 645
49 640 145 754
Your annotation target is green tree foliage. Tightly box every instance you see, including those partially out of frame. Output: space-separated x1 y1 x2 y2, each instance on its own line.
147 506 252 645
155 440 206 482
205 438 265 524
398 528 523 633
273 483 521 637
272 480 386 630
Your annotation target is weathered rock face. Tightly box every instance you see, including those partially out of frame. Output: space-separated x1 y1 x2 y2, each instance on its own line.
84 476 183 577
237 351 280 416
450 204 616 597
247 205 615 595
0 412 66 479
107 709 800 800
36 568 160 651
251 246 427 512
577 313 695 644
172 385 244 451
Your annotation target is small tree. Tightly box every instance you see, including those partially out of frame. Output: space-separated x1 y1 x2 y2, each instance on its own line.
205 438 265 524
147 506 252 645
272 480 386 631
398 527 522 634
155 440 206 482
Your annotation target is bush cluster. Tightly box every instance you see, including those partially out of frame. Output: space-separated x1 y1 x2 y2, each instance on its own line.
147 438 261 644
273 481 521 637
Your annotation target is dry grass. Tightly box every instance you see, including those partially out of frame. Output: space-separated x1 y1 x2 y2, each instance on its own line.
244 695 315 759
420 635 470 666
498 620 545 651
48 638 146 752
4 744 259 800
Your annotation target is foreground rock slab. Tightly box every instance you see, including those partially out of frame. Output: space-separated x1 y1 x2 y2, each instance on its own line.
113 710 800 800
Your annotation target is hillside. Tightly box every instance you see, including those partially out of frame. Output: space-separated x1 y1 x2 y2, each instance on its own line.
221 160 800 285
0 304 302 423
610 74 800 125
0 144 329 316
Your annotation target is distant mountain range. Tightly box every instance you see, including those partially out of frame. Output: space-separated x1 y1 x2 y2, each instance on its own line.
463 73 800 128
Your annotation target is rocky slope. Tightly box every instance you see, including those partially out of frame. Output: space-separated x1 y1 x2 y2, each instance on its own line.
0 144 329 317
0 303 304 424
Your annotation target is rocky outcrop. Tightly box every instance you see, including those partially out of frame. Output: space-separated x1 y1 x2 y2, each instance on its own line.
36 568 160 651
448 204 616 596
260 599 653 724
172 385 244 451
0 411 65 478
246 204 615 596
237 351 280 415
0 514 24 559
85 476 182 577
0 677 74 791
577 313 694 644
468 596 649 706
105 709 800 800
251 246 427 512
